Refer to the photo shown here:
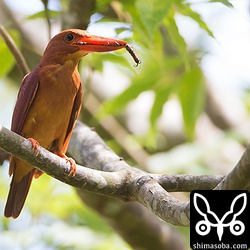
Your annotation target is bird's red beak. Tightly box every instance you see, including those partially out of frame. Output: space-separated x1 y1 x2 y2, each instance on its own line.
75 35 127 52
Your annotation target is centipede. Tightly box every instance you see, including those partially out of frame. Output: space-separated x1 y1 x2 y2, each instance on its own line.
125 44 141 67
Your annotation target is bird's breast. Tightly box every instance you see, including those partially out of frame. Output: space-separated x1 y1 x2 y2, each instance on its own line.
21 63 82 150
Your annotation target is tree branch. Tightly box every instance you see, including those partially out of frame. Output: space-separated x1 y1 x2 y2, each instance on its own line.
61 0 96 30
215 144 250 190
2 118 248 228
0 124 129 197
0 122 190 226
151 173 224 192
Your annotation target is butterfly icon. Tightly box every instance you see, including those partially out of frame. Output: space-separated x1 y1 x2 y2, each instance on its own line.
193 193 247 241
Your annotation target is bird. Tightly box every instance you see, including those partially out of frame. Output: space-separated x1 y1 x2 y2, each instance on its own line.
4 28 140 218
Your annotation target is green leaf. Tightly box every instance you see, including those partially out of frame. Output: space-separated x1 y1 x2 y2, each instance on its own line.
26 10 60 20
0 30 20 78
175 0 215 38
135 0 172 39
79 51 134 73
97 53 184 119
145 126 158 149
93 52 133 70
97 78 154 118
150 86 172 127
177 66 205 139
97 55 164 118
164 14 189 70
209 0 233 8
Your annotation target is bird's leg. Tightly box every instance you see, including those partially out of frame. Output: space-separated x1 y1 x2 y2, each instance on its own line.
58 152 76 177
28 138 40 156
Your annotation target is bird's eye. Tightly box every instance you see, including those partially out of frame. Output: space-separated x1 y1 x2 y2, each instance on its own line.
65 33 74 42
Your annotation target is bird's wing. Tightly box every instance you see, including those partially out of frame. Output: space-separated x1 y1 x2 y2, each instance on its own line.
61 82 82 153
11 67 40 134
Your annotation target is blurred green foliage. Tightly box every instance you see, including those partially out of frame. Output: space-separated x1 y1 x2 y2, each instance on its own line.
0 30 20 79
0 0 232 140
95 0 231 140
0 0 234 249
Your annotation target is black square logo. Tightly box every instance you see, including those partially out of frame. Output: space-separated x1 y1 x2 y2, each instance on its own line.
190 190 250 250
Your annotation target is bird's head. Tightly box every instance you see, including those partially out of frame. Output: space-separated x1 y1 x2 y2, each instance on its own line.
40 29 127 66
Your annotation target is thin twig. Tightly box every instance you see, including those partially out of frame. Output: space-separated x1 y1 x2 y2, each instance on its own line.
0 23 30 75
41 0 52 40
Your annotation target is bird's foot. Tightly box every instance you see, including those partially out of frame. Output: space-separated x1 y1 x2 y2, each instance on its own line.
28 138 40 156
58 152 76 177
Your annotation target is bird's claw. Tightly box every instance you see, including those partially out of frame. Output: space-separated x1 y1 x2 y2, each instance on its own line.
58 152 77 177
28 138 40 156
67 158 77 177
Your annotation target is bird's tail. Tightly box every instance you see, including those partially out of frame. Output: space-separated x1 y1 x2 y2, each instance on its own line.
4 168 35 218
